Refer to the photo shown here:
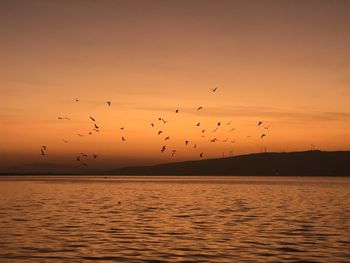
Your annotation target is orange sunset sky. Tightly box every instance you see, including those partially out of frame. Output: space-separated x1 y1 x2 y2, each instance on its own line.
0 0 349 169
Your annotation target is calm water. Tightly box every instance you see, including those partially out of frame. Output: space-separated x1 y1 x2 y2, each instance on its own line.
0 176 350 262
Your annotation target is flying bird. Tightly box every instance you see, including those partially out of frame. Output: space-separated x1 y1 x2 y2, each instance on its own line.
93 129 99 132
185 140 189 145
93 154 98 158
258 121 263 126
95 124 99 129
62 139 69 143
75 98 79 102
171 150 176 157
212 127 219 132
41 149 45 156
261 134 266 139
151 123 154 127
202 129 206 133
226 120 232 125
211 87 218 92
89 132 92 135
200 152 203 157
197 107 203 111
210 138 218 142
161 118 168 124
161 146 166 153
175 109 179 113
120 127 125 130
106 101 111 106
77 156 80 161
122 136 126 141
217 122 221 126
90 116 95 122
165 136 170 140
41 146 47 151
158 131 163 135
193 144 197 148
196 122 200 126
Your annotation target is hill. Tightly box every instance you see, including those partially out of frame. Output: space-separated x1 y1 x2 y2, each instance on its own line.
106 151 350 176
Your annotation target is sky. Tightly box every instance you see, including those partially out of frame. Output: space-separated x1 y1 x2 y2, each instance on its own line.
0 0 350 170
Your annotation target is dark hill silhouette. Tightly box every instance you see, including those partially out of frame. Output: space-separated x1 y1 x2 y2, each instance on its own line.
106 151 350 176
1 163 88 175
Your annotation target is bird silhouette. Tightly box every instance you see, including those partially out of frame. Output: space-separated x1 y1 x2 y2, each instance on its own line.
165 136 170 140
77 156 80 161
62 139 69 143
106 101 111 106
196 122 200 126
202 129 206 133
200 152 203 157
161 118 168 124
158 118 162 121
175 109 179 113
90 116 95 122
122 136 126 141
226 120 232 125
158 131 163 135
171 150 176 157
75 98 79 102
211 87 218 92
210 138 218 142
120 127 125 130
258 121 263 126
261 134 266 139
212 127 219 132
93 129 99 132
95 124 99 129
197 107 203 111
41 149 45 156
217 122 221 126
193 144 197 148
185 140 189 145
89 132 92 135
151 123 154 127
161 146 166 153
41 146 47 151
93 154 98 158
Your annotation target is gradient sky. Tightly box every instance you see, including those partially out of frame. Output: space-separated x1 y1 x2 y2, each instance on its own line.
1 0 350 169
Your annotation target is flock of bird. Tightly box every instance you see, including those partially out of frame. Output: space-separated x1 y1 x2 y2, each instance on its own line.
41 87 271 167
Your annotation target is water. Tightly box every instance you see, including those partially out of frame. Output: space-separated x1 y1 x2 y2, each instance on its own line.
0 176 349 262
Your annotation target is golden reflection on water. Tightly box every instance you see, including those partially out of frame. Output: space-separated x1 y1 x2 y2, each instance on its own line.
0 176 350 262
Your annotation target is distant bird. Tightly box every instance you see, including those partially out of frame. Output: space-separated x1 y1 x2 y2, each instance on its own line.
158 131 163 135
217 122 221 126
212 127 219 132
196 122 200 126
93 129 99 132
161 118 168 124
200 152 203 157
171 150 176 157
41 146 47 151
75 98 79 102
41 149 45 156
158 118 162 121
258 121 263 126
63 139 69 143
210 138 218 142
122 136 126 141
58 117 71 120
90 116 95 122
185 140 189 145
81 153 88 158
95 124 99 129
197 107 203 111
193 144 197 148
261 134 266 139
202 129 206 133
161 146 166 153
120 127 125 130
226 120 232 125
175 109 179 113
93 154 98 158
106 101 111 106
211 87 218 92
77 156 80 161
165 136 170 140
89 132 92 135
151 123 154 127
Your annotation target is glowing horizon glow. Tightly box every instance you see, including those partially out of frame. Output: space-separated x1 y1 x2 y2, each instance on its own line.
0 1 349 169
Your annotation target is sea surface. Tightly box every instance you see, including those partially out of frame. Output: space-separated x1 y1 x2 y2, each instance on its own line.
0 176 349 262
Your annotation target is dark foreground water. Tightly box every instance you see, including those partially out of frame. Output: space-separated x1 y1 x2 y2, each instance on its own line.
0 176 349 262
